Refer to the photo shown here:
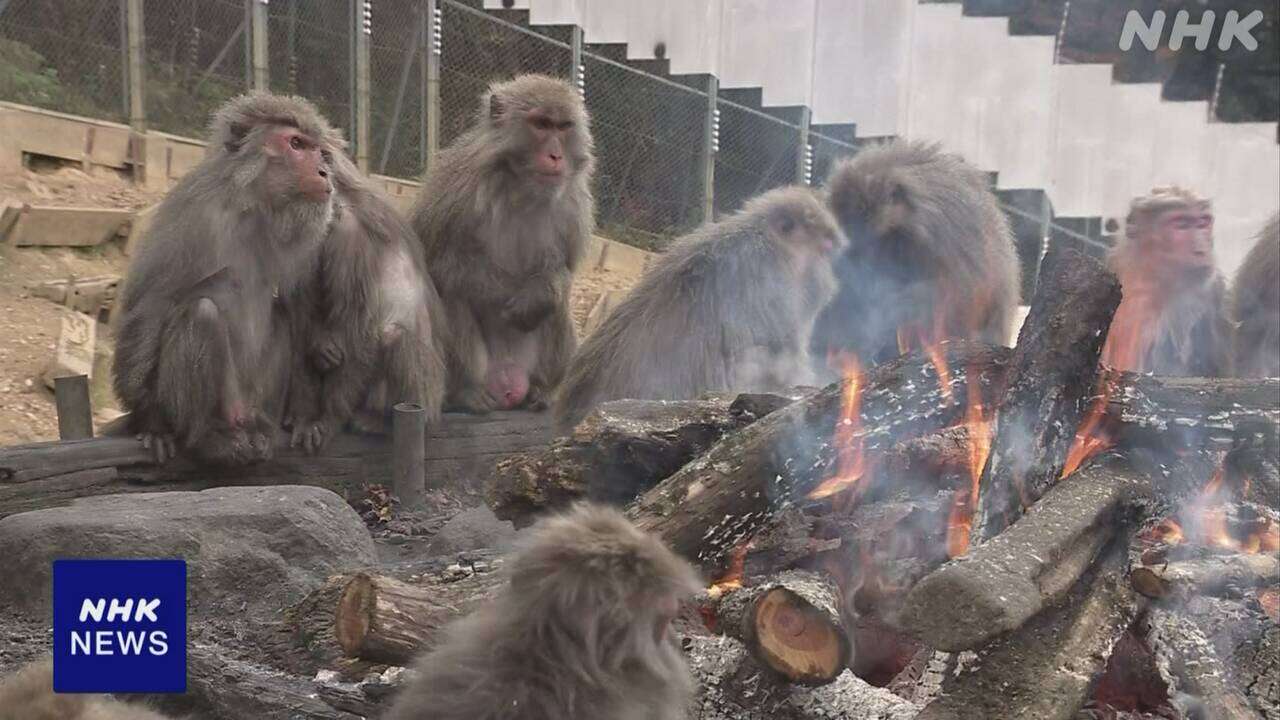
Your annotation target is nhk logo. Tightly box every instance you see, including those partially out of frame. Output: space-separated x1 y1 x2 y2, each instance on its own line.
53 559 187 693
1120 9 1265 52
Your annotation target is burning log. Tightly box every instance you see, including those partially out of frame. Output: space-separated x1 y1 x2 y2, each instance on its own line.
974 244 1122 542
704 570 853 686
1143 607 1258 720
897 454 1149 651
332 570 504 665
913 539 1138 720
486 394 794 527
1131 552 1280 600
627 343 1012 570
683 633 919 720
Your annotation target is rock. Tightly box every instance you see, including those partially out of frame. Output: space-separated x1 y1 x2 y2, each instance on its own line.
427 505 518 556
0 486 377 618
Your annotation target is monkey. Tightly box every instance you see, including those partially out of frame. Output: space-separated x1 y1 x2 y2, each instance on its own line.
554 186 847 431
284 149 448 450
383 502 701 720
1100 187 1233 376
410 74 595 414
1230 212 1280 378
810 139 1021 374
0 658 172 720
112 93 338 465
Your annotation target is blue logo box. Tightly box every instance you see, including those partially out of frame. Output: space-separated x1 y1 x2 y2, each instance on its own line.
52 559 187 693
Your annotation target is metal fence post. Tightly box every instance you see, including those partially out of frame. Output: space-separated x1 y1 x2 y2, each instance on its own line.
796 106 813 185
250 0 269 91
570 25 584 96
123 0 145 132
424 0 442 168
354 0 372 172
701 75 718 223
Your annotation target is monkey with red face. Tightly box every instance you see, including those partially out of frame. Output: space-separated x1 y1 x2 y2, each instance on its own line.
1101 187 1232 376
410 75 595 414
113 93 339 464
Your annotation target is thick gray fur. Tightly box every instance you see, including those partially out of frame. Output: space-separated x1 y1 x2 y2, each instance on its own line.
813 139 1021 371
1231 212 1280 378
409 74 595 412
384 503 701 720
554 186 846 431
286 150 448 445
112 93 338 464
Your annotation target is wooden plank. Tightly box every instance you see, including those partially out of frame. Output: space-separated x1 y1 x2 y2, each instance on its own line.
40 311 96 390
3 205 131 247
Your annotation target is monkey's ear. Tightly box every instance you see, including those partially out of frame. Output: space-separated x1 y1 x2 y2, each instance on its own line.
223 122 250 152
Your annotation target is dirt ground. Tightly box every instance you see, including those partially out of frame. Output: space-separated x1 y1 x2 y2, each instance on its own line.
0 164 641 446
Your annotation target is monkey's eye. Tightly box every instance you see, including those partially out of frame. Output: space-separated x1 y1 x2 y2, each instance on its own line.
289 136 306 151
556 120 574 131
530 116 555 131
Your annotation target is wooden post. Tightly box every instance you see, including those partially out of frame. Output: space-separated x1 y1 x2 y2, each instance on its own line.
249 0 269 91
54 375 93 440
701 75 719 223
424 0 442 169
392 402 426 510
123 0 146 132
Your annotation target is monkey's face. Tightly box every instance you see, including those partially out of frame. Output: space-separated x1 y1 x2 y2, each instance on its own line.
261 126 334 206
771 200 848 266
1148 208 1215 274
490 92 588 189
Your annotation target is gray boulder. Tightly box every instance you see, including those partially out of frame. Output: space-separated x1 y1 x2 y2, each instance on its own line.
0 485 376 618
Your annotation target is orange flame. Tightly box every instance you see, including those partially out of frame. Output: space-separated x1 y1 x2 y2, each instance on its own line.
1259 588 1280 624
1172 461 1279 555
1060 375 1118 479
707 540 752 598
945 368 993 558
1141 517 1185 546
897 324 954 404
808 353 868 501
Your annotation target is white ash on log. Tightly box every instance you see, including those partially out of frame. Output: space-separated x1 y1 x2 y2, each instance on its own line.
1131 552 1280 600
974 243 1122 542
683 633 919 720
1143 606 1258 720
1169 594 1280 718
702 570 852 686
898 454 1149 651
913 539 1138 720
333 570 504 665
486 394 797 527
627 343 1012 570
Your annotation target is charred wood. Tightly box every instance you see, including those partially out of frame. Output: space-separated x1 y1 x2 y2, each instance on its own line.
1131 553 1280 601
1143 606 1258 720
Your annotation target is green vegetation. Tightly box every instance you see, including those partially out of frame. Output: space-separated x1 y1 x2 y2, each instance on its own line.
0 38 113 119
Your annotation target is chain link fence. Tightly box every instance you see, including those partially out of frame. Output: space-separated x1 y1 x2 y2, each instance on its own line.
369 0 425 178
143 0 246 137
713 99 803 220
0 0 126 122
267 0 353 145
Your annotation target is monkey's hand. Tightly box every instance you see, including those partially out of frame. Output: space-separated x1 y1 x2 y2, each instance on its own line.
289 416 333 455
452 386 499 415
310 335 346 373
138 431 179 464
501 283 557 332
523 383 549 412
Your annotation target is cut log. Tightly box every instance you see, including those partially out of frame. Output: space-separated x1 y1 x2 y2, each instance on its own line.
486 396 759 527
1144 606 1258 720
974 243 1122 541
1131 552 1280 600
897 454 1149 651
333 570 503 665
1170 594 1280 718
0 411 554 518
628 343 1012 570
683 633 919 720
705 570 852 686
914 539 1138 720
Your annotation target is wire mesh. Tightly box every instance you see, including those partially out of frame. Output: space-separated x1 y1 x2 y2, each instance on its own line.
267 0 353 145
0 0 126 122
713 99 803 218
584 54 707 250
809 129 860 189
142 0 246 137
437 0 571 148
369 0 426 178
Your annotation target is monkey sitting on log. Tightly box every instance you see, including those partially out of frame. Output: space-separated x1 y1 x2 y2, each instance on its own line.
383 503 701 720
0 658 171 720
1231 212 1279 378
554 187 847 432
811 139 1021 373
410 74 595 414
285 148 449 450
1101 187 1232 376
112 93 339 465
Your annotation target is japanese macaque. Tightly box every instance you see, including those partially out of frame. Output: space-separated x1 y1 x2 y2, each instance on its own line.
1101 187 1232 376
285 149 448 449
112 93 338 465
384 503 701 720
0 658 171 720
554 187 847 431
811 140 1021 373
410 74 595 413
1231 212 1280 378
